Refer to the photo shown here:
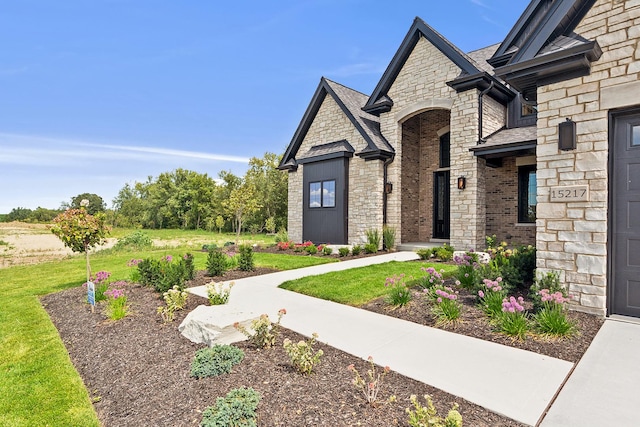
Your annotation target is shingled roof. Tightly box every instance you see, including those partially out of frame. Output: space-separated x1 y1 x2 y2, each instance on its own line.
278 78 393 171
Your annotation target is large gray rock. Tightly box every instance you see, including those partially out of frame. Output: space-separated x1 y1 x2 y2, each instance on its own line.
178 305 259 346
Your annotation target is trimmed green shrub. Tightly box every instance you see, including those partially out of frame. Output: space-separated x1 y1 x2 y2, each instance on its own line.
274 228 289 243
304 244 318 255
238 245 255 271
200 387 260 427
190 345 245 379
206 249 228 277
338 247 350 257
351 244 362 256
137 254 194 293
322 245 333 256
416 248 433 260
434 244 454 261
364 243 378 254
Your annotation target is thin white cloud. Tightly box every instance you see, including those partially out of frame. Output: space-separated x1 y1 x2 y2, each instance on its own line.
0 133 251 166
470 0 490 9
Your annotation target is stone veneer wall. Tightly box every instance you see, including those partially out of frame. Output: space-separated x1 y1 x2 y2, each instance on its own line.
485 156 536 245
379 36 504 249
286 92 382 244
535 0 640 315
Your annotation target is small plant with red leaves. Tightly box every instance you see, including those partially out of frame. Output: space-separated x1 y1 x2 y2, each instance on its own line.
347 356 391 406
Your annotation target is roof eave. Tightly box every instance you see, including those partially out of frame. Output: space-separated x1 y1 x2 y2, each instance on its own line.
494 40 602 97
356 149 394 161
470 140 537 158
447 72 517 104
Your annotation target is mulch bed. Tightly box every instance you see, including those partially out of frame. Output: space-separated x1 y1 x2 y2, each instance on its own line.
42 268 528 427
360 285 603 363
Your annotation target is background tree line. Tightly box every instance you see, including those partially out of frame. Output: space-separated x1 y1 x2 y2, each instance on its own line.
3 152 288 234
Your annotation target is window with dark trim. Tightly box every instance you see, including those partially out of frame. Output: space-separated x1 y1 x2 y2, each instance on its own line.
309 180 336 208
439 132 450 168
518 165 537 223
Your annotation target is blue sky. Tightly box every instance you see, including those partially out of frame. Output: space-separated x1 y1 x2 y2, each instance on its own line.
0 0 529 213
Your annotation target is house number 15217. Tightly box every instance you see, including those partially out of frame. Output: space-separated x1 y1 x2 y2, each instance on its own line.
549 185 589 202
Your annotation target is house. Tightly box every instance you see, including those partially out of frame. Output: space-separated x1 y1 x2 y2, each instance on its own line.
279 0 640 318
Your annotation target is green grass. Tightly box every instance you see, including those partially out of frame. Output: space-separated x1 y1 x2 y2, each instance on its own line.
0 239 334 426
110 227 276 246
279 261 456 306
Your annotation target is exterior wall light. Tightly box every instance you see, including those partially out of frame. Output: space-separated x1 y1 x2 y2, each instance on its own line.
457 176 466 190
558 118 577 151
384 182 393 194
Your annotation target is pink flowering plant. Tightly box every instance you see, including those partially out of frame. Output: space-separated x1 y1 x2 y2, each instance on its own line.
497 296 529 340
384 274 412 307
104 283 129 320
453 252 480 289
83 270 111 302
426 286 462 325
347 356 391 406
477 277 507 318
534 289 575 336
418 267 445 290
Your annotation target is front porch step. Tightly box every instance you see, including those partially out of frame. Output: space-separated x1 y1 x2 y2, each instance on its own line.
397 241 448 252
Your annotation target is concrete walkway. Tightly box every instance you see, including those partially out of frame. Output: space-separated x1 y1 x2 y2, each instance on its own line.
188 252 573 426
540 318 640 427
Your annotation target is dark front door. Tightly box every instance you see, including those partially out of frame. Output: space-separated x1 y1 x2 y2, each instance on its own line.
302 158 348 244
433 171 450 239
612 110 640 317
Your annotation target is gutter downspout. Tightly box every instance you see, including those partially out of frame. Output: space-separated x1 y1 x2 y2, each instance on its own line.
478 81 495 143
382 155 394 228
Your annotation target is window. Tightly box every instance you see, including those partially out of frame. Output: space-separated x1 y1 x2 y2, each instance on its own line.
518 165 536 223
633 125 640 147
439 132 450 168
309 180 336 208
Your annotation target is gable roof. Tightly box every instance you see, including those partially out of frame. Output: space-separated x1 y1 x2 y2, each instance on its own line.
364 17 515 114
278 78 393 171
490 0 601 98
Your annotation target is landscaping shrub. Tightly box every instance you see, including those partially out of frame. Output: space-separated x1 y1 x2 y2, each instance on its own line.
434 244 454 261
234 309 286 348
382 225 396 250
206 281 234 305
365 228 381 249
364 243 378 254
200 387 260 427
351 244 362 256
304 244 318 255
113 230 153 251
202 243 217 251
190 345 245 379
238 245 254 271
406 394 463 427
530 270 565 312
274 228 289 243
157 286 188 322
415 248 434 260
500 245 536 290
283 333 324 375
206 248 228 277
137 254 194 293
322 245 333 256
338 247 350 257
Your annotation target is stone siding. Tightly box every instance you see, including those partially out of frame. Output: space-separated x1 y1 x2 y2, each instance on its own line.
287 91 382 244
535 0 640 315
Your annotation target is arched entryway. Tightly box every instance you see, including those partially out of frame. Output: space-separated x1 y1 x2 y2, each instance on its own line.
400 109 451 243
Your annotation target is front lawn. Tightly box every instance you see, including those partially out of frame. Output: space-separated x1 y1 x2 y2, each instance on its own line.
279 261 456 306
0 247 332 426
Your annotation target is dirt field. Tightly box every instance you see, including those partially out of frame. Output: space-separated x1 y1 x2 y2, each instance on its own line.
0 222 116 268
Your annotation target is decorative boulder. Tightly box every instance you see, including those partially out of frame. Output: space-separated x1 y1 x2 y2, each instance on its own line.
179 305 259 346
